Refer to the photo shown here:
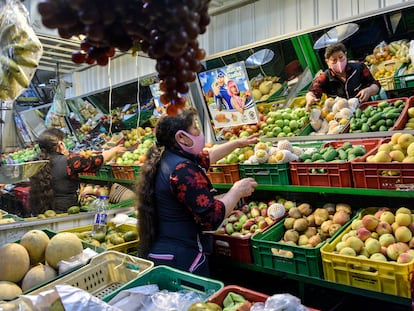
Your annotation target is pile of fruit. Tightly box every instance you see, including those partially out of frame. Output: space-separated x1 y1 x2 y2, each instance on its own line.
215 199 287 236
365 40 411 66
0 230 84 300
260 106 309 138
72 223 138 249
250 75 284 102
364 132 414 164
298 141 367 163
309 97 360 135
279 202 353 249
330 207 414 264
348 99 406 133
1 146 39 164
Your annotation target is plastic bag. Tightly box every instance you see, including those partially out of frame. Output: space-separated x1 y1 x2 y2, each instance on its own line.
409 40 414 65
20 284 122 311
0 0 43 101
250 293 308 311
45 80 70 128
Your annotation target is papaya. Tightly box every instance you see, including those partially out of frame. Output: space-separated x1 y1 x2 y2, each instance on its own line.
323 149 338 162
123 230 138 242
44 210 56 217
67 206 80 214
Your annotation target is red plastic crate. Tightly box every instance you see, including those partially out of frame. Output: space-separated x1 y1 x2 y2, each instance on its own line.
111 165 140 181
352 137 414 189
13 186 30 209
206 164 240 184
391 95 414 130
208 285 268 306
211 232 254 264
210 216 284 264
289 139 381 188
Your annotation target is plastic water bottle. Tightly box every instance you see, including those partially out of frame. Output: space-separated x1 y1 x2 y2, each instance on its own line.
92 195 109 237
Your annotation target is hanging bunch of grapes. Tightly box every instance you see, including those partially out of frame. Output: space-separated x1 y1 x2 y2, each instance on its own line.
37 0 211 115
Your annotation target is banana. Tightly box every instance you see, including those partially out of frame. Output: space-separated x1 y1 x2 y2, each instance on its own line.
11 68 30 87
0 55 21 72
12 54 38 68
8 41 42 55
0 56 31 87
0 72 19 100
0 55 20 73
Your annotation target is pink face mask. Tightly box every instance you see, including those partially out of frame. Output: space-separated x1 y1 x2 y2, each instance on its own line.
175 130 205 155
331 59 347 73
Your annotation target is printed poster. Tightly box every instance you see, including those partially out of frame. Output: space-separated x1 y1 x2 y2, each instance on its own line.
198 61 259 128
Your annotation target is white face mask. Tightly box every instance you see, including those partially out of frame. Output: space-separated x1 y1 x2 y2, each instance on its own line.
175 130 205 155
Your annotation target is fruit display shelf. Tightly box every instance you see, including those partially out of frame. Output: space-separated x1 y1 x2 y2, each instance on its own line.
321 207 414 298
209 183 414 308
0 206 133 245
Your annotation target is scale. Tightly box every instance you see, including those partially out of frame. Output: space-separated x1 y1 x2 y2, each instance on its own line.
245 49 275 76
313 23 360 49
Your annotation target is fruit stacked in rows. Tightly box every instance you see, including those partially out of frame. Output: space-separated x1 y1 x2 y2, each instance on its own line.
348 99 405 133
332 207 414 264
0 230 84 300
216 199 288 236
309 97 359 135
260 106 309 138
279 202 352 249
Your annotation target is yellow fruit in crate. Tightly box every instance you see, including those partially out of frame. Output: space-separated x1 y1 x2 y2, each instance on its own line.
21 263 57 291
0 281 22 301
0 243 30 283
326 112 335 122
391 132 403 145
407 142 414 157
20 229 50 265
45 233 83 270
397 133 414 150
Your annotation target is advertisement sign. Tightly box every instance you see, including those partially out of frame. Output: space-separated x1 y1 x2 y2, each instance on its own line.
198 61 259 128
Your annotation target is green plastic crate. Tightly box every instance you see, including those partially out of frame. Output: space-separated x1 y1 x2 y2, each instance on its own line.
251 212 356 278
96 165 113 179
102 265 224 302
239 163 290 185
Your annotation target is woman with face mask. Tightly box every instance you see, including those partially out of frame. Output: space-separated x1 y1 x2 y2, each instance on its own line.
136 107 258 276
305 43 380 111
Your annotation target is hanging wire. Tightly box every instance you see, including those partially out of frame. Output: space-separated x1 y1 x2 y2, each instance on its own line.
135 55 142 142
107 57 113 135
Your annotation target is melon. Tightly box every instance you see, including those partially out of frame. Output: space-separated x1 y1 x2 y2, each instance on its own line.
21 263 57 292
0 281 22 300
20 229 50 265
45 232 83 270
0 243 30 283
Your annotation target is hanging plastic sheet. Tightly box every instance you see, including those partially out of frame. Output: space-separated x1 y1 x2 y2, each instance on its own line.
45 80 70 128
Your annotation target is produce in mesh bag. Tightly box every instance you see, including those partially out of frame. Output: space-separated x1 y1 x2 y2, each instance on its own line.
0 0 42 101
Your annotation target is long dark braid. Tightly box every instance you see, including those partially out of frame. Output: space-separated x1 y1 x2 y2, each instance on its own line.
29 128 64 215
136 107 198 257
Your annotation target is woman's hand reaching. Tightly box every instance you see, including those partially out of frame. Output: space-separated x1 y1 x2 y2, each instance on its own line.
232 177 258 198
237 133 260 148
